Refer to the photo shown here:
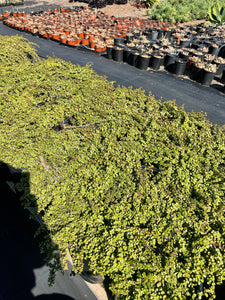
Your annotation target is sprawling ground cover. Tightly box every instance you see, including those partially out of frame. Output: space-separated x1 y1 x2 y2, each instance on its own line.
1 35 225 299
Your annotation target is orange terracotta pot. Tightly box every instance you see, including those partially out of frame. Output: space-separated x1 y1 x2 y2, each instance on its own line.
75 38 82 45
135 20 141 27
118 33 126 38
89 34 95 41
81 39 89 45
52 34 60 40
90 41 96 49
95 46 106 52
78 32 84 39
172 34 181 45
68 40 76 46
61 38 67 44
3 12 10 17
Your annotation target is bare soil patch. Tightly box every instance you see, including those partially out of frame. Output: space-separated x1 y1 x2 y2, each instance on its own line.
22 0 149 18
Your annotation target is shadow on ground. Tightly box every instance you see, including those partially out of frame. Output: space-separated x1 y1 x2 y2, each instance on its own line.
0 161 76 300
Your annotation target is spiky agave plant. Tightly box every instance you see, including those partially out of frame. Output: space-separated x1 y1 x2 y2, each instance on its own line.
207 2 225 26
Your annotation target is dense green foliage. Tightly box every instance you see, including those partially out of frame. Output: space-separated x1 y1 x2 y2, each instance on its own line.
150 0 224 23
207 2 225 26
1 35 225 299
142 0 159 8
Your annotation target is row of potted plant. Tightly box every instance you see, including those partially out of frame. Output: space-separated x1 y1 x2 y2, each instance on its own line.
107 22 225 88
2 6 173 53
2 6 224 89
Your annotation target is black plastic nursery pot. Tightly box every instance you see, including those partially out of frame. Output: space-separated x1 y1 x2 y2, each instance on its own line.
174 59 188 76
190 64 203 82
106 45 113 59
214 63 225 77
209 44 220 56
148 30 158 41
129 51 139 67
149 53 164 71
125 33 133 43
112 46 124 62
123 47 132 63
136 54 150 70
220 70 225 85
179 38 191 48
133 31 141 39
164 53 178 73
114 37 125 46
191 40 201 50
200 69 215 86
218 45 225 59
179 51 191 61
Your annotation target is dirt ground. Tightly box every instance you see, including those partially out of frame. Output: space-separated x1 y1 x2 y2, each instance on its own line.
22 0 150 18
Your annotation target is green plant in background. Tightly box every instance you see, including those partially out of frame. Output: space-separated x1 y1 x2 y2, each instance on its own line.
150 0 224 23
1 35 225 299
207 2 225 26
142 0 159 8
0 0 23 7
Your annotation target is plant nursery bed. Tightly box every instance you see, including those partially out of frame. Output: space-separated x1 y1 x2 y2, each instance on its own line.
2 6 173 53
106 22 225 90
2 5 225 91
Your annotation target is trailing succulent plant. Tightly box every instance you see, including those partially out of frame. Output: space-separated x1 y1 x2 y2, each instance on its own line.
1 35 225 300
207 2 225 26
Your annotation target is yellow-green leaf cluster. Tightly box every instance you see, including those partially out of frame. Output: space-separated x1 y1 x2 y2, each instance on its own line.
1 35 225 299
